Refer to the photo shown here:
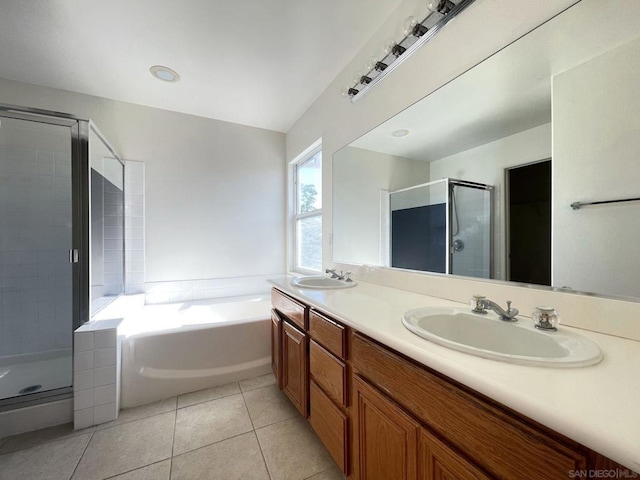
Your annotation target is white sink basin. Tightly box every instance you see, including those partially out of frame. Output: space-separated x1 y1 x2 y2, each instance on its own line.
291 276 357 290
402 307 602 367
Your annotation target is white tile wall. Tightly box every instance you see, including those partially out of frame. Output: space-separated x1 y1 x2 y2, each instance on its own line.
0 145 73 356
124 160 145 294
143 274 274 305
73 326 120 429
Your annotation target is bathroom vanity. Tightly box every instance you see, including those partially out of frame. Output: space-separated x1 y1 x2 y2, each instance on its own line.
270 281 639 480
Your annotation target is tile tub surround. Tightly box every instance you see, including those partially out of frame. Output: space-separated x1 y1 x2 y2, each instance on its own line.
270 277 640 473
0 374 345 480
143 273 279 305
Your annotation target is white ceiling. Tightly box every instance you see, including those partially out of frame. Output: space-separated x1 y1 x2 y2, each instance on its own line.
351 0 640 162
0 0 404 132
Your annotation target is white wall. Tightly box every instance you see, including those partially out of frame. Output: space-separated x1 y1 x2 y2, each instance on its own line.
552 37 640 298
0 77 286 288
333 146 429 265
429 123 551 278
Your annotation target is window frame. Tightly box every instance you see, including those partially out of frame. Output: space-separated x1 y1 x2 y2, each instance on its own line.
290 140 322 274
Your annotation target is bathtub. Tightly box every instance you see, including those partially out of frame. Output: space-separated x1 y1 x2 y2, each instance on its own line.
120 294 272 408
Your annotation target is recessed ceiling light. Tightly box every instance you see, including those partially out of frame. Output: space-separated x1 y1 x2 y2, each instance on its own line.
150 65 180 83
391 129 409 137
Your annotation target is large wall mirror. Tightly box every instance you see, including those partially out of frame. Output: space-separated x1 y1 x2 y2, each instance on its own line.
333 0 640 300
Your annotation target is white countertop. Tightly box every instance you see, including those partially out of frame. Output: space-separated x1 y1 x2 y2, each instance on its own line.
269 277 640 473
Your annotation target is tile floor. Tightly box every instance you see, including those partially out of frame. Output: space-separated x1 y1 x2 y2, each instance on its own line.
0 374 345 480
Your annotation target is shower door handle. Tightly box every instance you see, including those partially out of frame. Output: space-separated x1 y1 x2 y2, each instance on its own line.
69 249 79 263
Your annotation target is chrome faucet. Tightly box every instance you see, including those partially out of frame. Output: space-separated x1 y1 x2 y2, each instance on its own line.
470 295 519 322
325 269 352 281
325 268 339 279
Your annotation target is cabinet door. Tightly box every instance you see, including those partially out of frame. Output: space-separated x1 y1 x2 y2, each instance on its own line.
353 374 420 480
282 321 308 417
271 310 282 389
420 430 491 480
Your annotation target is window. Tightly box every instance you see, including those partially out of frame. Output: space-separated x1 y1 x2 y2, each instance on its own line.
294 147 322 272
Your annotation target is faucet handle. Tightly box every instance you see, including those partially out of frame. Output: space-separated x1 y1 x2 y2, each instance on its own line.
470 294 487 314
503 300 519 320
325 268 339 278
344 271 353 282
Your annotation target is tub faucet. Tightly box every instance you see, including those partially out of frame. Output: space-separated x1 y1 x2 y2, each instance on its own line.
471 295 519 322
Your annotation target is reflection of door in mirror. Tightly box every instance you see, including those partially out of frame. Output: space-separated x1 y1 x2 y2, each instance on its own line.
507 160 551 286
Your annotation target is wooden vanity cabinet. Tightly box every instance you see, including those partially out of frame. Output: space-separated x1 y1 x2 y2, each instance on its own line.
308 309 350 475
353 372 491 480
282 321 308 416
270 288 635 480
272 289 309 417
270 310 282 389
352 374 420 480
351 332 587 480
420 429 492 480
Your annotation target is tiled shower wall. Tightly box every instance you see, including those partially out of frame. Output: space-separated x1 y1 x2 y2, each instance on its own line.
124 160 145 295
450 187 492 279
0 145 73 356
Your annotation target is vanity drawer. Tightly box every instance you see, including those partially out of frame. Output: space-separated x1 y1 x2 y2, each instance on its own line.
309 310 346 359
351 332 587 480
309 340 347 407
309 380 348 475
272 288 307 330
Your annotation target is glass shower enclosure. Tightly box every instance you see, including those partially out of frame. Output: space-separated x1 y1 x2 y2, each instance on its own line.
0 104 124 410
389 178 493 278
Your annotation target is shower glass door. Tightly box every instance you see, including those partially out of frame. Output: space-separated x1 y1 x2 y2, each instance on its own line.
0 113 76 404
449 182 493 279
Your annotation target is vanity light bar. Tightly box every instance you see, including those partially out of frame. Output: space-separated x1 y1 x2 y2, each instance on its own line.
347 0 476 102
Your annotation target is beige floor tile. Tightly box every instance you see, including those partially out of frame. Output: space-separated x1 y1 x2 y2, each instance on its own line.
172 393 253 456
243 384 298 428
239 373 276 392
0 433 91 480
72 411 175 480
177 382 240 409
304 464 346 480
0 423 95 454
171 432 269 480
256 416 335 480
96 397 177 430
106 459 171 480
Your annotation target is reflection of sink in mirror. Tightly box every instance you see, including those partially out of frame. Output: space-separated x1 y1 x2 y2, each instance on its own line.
291 276 357 290
333 0 640 300
402 307 603 368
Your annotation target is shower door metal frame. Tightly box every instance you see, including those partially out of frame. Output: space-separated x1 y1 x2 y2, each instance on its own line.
0 104 93 410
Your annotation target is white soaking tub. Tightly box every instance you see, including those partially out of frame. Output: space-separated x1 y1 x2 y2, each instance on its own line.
120 294 272 408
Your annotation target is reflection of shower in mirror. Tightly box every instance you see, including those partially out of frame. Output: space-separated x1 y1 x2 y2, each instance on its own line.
388 178 493 278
